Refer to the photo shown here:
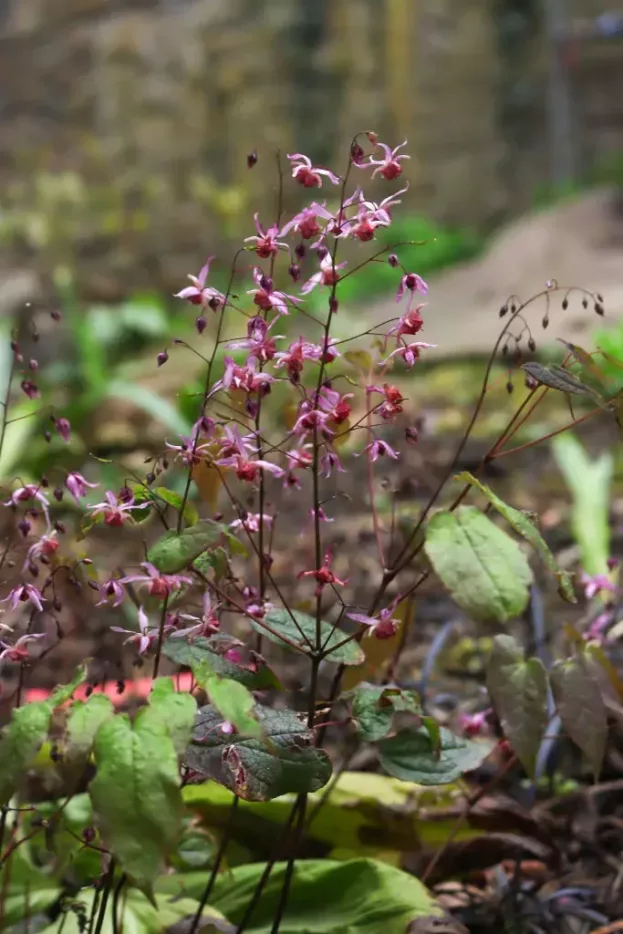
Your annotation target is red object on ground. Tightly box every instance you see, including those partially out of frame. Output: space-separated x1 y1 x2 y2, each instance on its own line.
22 671 194 706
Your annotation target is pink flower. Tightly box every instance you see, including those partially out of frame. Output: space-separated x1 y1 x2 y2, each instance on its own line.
118 562 192 600
291 406 333 441
1 584 45 613
111 607 162 656
219 357 275 396
367 140 410 181
357 439 400 462
581 572 617 600
358 185 409 226
301 254 347 295
382 341 436 369
96 578 125 608
87 491 149 527
298 549 348 595
0 633 46 663
367 383 405 420
230 513 273 534
348 596 403 639
385 305 425 342
320 450 345 479
55 417 71 443
247 268 299 317
317 386 353 424
459 710 491 738
5 485 51 526
309 506 333 523
216 451 284 483
280 204 333 241
244 214 289 258
24 532 60 570
273 338 323 381
396 272 429 302
287 154 340 188
175 258 225 309
169 591 220 640
66 472 99 505
226 317 281 365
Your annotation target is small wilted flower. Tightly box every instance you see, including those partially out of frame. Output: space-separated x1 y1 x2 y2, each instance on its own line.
24 532 60 570
358 438 400 463
230 513 274 534
382 341 436 369
581 571 617 600
21 380 40 400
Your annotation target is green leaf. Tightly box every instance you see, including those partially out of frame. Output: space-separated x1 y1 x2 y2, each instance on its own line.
0 702 54 805
424 506 533 624
147 519 245 574
143 678 197 756
379 726 493 785
552 434 612 577
163 634 281 690
254 609 365 665
186 704 332 801
206 858 442 934
66 695 115 758
0 844 61 930
192 661 261 738
521 362 598 398
486 635 549 777
89 712 184 889
347 683 422 742
50 665 89 706
550 655 607 779
457 472 576 603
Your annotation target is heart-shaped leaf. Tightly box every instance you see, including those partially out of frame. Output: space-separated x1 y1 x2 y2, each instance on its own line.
347 683 422 742
186 704 332 801
457 473 575 603
550 655 607 779
424 507 532 624
192 661 261 738
487 635 549 777
147 519 245 574
379 726 493 785
253 609 365 665
66 695 115 759
142 678 197 756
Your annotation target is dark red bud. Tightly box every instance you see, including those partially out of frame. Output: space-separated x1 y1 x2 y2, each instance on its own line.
295 243 306 259
157 350 169 366
405 426 419 444
595 302 604 316
288 263 301 283
50 309 62 322
196 316 207 334
247 149 258 169
562 298 568 310
28 359 38 371
53 487 64 502
17 519 31 537
366 130 378 145
329 296 339 314
350 142 365 165
388 253 399 268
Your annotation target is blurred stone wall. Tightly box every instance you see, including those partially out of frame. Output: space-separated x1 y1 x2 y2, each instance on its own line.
0 0 619 302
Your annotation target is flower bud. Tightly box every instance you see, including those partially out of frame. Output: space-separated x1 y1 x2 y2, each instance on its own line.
53 487 64 502
50 309 62 322
157 350 169 366
329 296 339 314
247 149 258 168
366 130 378 145
17 519 31 537
350 142 365 165
295 243 306 260
388 253 399 268
288 263 301 283
405 426 419 444
28 359 38 371
55 417 71 443
196 316 207 334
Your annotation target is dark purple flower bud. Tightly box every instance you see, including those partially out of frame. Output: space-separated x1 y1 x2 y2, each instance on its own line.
53 597 63 612
528 337 536 352
82 825 96 843
562 298 568 310
607 557 618 571
17 519 31 537
288 263 301 282
506 380 514 394
582 297 588 309
316 245 329 262
329 296 339 314
208 295 222 312
405 426 419 444
499 305 508 318
195 316 207 334
388 253 399 268
50 309 62 322
524 374 537 391
54 521 66 534
295 243 306 260
40 476 49 487
10 340 19 354
44 431 52 443
21 380 39 399
366 130 378 145
259 275 272 292
118 485 133 503
53 487 64 502
28 359 39 372
595 302 604 316
247 149 258 169
157 350 169 366
146 472 155 485
55 418 71 443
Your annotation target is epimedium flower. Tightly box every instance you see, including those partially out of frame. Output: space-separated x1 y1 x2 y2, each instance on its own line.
66 472 99 505
168 591 221 640
247 268 299 317
1 583 45 613
110 607 163 656
273 337 323 382
24 531 60 570
581 571 618 600
382 341 437 369
367 140 410 180
385 304 425 343
287 153 340 188
225 316 282 365
244 214 289 258
118 562 193 599
220 357 275 396
87 491 150 527
396 271 429 302
96 578 125 608
367 383 405 420
317 386 353 425
230 513 274 534
4 485 51 526
298 548 348 595
347 595 404 639
320 450 346 479
174 257 225 309
301 254 347 295
0 633 46 663
357 438 400 462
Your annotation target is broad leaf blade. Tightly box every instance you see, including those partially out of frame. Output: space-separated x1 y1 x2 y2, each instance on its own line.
457 472 575 602
89 712 184 889
192 661 261 738
521 362 598 397
379 726 493 785
348 683 422 742
255 609 365 665
487 634 549 777
186 704 331 801
66 695 115 759
206 858 443 934
0 702 53 805
144 678 197 756
163 634 281 690
147 519 244 574
550 656 607 779
424 506 532 624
